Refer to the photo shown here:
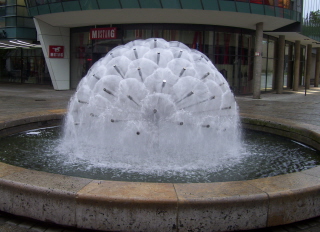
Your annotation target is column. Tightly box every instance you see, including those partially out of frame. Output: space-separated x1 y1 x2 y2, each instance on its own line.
293 40 300 91
33 18 70 90
305 44 312 89
253 22 263 99
315 47 320 87
276 35 285 94
287 44 293 89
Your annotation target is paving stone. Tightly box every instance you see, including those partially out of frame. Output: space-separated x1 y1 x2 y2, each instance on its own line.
18 220 35 229
29 224 49 232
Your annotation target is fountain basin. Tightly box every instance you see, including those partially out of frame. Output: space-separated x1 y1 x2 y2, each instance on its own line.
1 112 320 232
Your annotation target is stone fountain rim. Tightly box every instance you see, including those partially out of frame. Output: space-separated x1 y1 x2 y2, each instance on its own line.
1 111 320 232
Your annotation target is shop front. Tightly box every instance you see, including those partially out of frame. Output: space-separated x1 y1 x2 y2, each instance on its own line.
70 24 262 94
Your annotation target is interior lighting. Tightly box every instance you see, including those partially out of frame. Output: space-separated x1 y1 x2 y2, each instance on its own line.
9 40 35 47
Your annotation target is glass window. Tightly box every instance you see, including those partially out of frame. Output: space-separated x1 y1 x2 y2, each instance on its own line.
236 1 250 13
265 58 274 90
0 17 5 27
62 1 81 11
250 2 264 14
70 31 91 88
180 0 202 9
139 0 162 8
49 2 63 12
123 29 152 43
6 6 17 15
219 1 236 12
38 4 50 14
267 39 275 58
0 0 5 6
17 0 26 6
80 0 99 10
161 0 181 9
17 17 35 27
17 6 28 16
97 0 121 9
7 0 17 5
202 0 218 10
0 6 5 16
5 17 17 26
120 0 140 8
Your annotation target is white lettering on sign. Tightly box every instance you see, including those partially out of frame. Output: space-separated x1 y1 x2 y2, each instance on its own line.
90 27 117 40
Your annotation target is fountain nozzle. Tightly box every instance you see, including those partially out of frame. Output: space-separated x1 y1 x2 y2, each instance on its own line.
157 52 160 65
113 65 124 79
162 80 166 88
201 72 210 80
103 88 115 97
179 68 186 77
133 48 138 59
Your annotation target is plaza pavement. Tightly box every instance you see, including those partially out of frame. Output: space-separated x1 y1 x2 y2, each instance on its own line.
0 82 320 232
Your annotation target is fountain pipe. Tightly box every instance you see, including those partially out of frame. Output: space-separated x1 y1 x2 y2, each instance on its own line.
160 80 166 93
176 91 194 104
157 53 160 65
201 55 209 62
154 39 157 48
103 88 116 97
178 50 183 58
137 68 143 81
110 53 114 58
93 74 100 80
179 68 186 77
179 95 215 110
221 106 232 110
201 72 210 80
127 95 140 106
133 49 138 59
202 124 210 128
78 100 89 104
113 65 124 79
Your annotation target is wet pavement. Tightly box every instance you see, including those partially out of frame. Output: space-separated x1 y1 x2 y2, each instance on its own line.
1 82 320 232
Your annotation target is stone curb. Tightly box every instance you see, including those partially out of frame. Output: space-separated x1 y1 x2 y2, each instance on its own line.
0 113 319 231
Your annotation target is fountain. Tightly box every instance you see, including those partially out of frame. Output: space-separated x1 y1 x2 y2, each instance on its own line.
60 38 241 180
0 39 320 232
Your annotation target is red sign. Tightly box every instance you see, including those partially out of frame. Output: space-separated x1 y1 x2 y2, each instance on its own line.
90 27 117 40
49 45 64 58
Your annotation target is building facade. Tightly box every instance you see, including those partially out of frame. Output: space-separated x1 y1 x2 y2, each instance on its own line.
23 0 320 95
0 0 50 84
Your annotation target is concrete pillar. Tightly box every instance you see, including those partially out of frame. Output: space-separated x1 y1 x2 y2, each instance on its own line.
276 35 285 94
305 44 312 89
272 40 278 90
33 18 70 90
287 44 293 89
253 22 263 99
315 47 320 87
293 40 301 91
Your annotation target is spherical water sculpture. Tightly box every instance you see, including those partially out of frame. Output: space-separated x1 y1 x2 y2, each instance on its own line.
61 38 241 179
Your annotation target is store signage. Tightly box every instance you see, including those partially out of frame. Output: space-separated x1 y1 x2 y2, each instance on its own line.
90 27 117 40
49 45 64 58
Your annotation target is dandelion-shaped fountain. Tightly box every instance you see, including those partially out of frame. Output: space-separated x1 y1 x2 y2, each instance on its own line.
61 38 241 181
